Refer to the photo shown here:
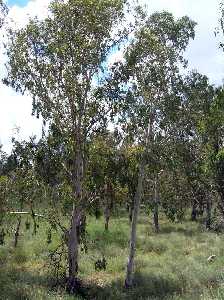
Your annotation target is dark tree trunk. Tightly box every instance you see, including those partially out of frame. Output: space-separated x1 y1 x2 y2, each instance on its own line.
103 182 114 231
206 196 212 230
104 206 110 231
129 200 134 223
191 199 197 221
105 216 109 231
218 189 224 219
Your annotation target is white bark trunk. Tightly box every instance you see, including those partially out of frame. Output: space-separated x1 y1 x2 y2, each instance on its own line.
125 159 146 287
125 116 153 288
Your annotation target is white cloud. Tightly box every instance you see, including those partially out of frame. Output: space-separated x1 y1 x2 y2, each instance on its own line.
0 0 51 153
8 0 50 28
0 85 43 152
143 0 224 85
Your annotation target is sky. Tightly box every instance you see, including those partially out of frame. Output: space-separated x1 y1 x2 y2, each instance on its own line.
0 0 223 153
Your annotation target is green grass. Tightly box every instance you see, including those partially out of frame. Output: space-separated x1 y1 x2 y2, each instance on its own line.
1 213 224 299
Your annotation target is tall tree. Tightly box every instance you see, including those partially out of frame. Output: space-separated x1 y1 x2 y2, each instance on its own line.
4 0 132 291
112 12 196 287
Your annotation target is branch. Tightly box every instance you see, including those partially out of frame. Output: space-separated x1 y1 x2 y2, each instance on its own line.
8 211 67 233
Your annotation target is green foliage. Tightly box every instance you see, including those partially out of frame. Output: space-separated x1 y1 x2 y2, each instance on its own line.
2 0 224 295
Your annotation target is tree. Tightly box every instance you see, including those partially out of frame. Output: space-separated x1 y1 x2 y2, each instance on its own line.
200 88 224 219
111 12 196 287
87 131 120 231
4 0 132 291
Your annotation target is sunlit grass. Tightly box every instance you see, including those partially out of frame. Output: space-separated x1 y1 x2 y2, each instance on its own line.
1 213 224 299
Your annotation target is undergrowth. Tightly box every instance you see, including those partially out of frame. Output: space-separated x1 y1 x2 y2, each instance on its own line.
1 214 224 299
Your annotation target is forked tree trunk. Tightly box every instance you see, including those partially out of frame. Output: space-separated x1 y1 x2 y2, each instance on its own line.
125 160 146 287
153 176 159 233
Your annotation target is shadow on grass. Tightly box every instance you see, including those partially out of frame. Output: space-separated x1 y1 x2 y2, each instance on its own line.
0 266 56 300
0 266 194 300
84 271 184 300
156 224 203 237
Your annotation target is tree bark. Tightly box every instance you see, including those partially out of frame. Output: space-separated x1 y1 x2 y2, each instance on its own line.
104 205 110 231
124 112 153 288
14 216 21 248
66 147 83 292
206 196 212 230
128 199 134 223
125 159 146 288
67 207 79 291
153 176 159 233
191 199 197 221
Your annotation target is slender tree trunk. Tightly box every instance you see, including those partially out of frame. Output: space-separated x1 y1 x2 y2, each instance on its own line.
104 183 110 231
14 216 21 248
104 182 114 231
206 196 212 230
104 205 110 231
218 190 224 219
191 199 197 221
125 115 152 288
129 199 134 223
125 159 146 288
198 200 204 216
153 176 159 233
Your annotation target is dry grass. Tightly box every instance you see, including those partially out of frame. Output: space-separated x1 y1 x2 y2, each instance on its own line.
1 213 224 299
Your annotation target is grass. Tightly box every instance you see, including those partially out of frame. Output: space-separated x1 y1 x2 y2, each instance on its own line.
1 213 224 299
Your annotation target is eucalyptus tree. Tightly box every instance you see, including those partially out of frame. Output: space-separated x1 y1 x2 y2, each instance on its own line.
199 87 224 219
174 72 215 225
87 131 120 231
3 0 133 291
117 144 140 222
111 12 196 287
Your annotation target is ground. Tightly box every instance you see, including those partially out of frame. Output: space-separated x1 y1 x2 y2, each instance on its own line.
1 213 224 299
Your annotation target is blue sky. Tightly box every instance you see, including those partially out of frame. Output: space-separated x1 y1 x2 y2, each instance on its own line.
7 0 28 7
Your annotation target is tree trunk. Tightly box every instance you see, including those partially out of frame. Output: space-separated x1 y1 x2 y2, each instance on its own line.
66 148 83 292
67 208 79 292
129 199 134 223
14 216 21 248
104 205 110 231
191 199 197 221
125 115 152 288
153 176 159 233
206 196 212 230
125 159 146 288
